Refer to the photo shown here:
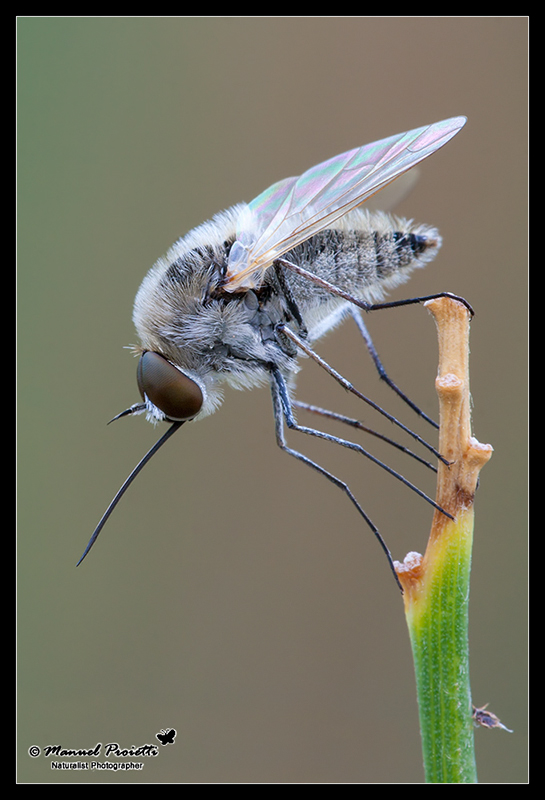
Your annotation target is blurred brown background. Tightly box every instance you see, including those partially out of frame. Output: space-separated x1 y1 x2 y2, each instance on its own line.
17 17 527 783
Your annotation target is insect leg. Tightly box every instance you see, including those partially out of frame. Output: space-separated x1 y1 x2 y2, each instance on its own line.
365 293 474 316
270 366 448 516
269 370 403 591
291 400 437 472
274 257 438 427
349 307 438 428
276 323 448 465
277 258 473 316
272 262 439 449
274 262 308 338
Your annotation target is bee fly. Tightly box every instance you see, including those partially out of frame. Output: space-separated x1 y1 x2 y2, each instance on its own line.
78 116 469 587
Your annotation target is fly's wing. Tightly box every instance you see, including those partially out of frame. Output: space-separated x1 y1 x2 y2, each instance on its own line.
224 116 466 291
363 167 420 212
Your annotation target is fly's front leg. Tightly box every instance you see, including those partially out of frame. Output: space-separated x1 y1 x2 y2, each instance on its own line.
269 368 402 591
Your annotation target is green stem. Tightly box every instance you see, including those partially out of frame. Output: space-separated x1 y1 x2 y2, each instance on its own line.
404 510 477 783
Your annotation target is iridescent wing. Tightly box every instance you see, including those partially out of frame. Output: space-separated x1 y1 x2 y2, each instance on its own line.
224 116 466 291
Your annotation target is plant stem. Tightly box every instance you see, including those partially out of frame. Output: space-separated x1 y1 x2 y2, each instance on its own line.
395 297 493 783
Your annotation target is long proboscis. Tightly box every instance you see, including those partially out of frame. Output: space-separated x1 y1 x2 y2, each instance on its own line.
76 421 185 566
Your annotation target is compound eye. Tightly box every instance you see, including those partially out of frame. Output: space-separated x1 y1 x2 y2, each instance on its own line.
137 351 203 421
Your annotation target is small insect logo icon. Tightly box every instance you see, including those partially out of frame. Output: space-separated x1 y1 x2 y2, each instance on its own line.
156 728 177 746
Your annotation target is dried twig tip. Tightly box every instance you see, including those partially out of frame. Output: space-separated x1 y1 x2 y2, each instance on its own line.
425 296 493 515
